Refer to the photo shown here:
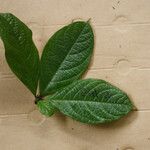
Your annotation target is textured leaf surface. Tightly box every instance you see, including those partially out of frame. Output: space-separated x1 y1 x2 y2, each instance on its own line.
0 13 39 95
46 79 133 124
40 21 94 96
37 100 56 117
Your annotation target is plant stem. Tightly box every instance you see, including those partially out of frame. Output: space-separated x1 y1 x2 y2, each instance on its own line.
34 95 43 104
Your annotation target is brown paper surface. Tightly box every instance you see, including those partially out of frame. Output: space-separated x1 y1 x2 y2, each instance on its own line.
0 0 150 149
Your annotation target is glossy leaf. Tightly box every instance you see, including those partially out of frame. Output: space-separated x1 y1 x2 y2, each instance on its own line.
0 13 39 95
46 79 133 124
40 21 94 96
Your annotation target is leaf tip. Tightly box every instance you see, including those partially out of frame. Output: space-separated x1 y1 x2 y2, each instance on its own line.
87 18 92 24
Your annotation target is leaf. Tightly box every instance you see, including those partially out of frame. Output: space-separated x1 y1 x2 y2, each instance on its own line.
40 21 94 96
37 100 56 117
0 13 39 95
45 79 133 124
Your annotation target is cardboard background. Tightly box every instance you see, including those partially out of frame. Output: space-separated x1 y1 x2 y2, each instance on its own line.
0 0 150 149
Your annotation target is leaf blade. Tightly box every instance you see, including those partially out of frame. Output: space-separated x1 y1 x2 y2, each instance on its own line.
37 100 56 117
46 79 133 124
0 13 39 95
40 21 94 96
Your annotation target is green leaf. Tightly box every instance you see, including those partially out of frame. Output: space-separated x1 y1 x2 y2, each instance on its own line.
40 21 94 96
0 13 39 95
46 79 133 124
37 100 56 117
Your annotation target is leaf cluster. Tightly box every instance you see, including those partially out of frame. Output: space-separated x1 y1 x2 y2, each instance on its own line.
0 13 133 124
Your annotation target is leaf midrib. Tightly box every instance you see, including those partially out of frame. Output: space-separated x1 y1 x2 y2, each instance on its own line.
51 99 130 106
